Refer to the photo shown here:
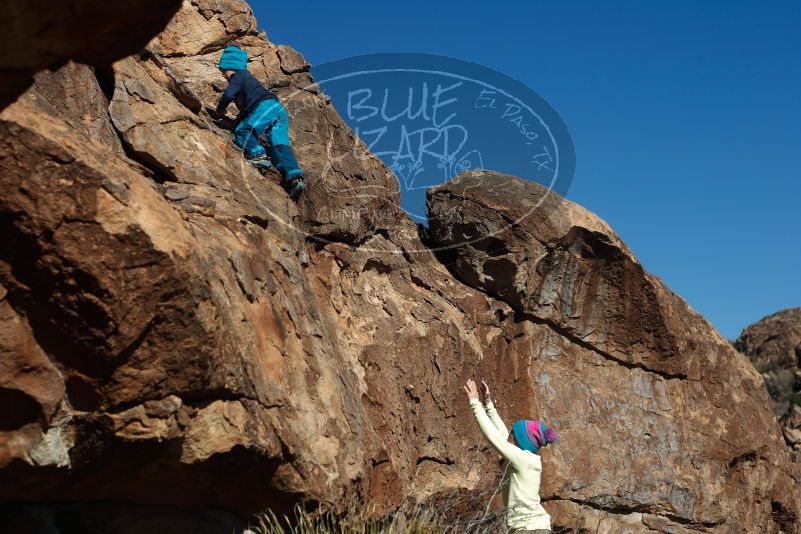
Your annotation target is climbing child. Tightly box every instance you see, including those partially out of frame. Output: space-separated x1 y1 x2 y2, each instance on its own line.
464 378 557 533
215 43 305 198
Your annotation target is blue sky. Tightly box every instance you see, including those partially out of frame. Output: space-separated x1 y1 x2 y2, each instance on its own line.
252 1 801 340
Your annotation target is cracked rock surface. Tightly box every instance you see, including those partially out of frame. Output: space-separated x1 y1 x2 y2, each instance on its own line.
0 1 799 533
736 308 801 461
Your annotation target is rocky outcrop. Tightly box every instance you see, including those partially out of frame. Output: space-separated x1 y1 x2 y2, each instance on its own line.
0 0 182 108
427 174 801 532
784 406 801 460
736 308 801 459
1 1 799 533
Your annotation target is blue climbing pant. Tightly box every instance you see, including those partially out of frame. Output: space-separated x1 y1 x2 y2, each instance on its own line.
234 99 303 181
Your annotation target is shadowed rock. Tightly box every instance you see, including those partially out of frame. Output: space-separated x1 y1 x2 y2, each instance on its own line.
0 0 182 108
736 307 801 459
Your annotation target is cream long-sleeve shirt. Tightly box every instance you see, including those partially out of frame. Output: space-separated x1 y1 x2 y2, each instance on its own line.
469 398 551 532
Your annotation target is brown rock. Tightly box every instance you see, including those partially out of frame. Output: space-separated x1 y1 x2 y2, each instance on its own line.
277 45 311 74
736 308 801 413
31 62 124 155
428 170 700 380
0 54 367 520
108 396 184 441
148 0 258 57
0 0 182 108
424 171 801 532
0 296 65 430
0 295 70 471
782 405 801 459
117 0 401 242
737 308 801 458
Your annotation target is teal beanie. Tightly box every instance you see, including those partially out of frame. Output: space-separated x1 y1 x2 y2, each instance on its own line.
219 46 248 71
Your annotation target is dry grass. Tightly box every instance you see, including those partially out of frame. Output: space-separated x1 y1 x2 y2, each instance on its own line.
250 495 508 534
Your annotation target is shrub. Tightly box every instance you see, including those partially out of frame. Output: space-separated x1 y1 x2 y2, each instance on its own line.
755 361 779 374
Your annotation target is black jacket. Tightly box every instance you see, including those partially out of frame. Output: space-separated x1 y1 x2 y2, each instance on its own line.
215 70 278 123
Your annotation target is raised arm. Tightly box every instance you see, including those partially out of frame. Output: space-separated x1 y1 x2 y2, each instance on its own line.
485 401 509 436
465 379 526 469
482 380 509 437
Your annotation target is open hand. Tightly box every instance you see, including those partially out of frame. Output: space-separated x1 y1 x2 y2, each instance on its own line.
463 379 479 401
481 379 492 403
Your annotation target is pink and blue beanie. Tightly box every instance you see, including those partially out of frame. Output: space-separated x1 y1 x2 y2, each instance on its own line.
512 419 558 454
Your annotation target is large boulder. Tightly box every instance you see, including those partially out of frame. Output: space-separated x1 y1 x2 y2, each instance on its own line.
736 308 801 459
427 172 801 532
0 1 799 533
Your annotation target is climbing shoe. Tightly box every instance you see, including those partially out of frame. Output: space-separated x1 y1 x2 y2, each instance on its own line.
286 177 305 199
246 154 272 169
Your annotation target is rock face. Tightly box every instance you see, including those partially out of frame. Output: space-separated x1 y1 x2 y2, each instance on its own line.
0 1 799 533
0 0 182 108
736 308 801 459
